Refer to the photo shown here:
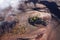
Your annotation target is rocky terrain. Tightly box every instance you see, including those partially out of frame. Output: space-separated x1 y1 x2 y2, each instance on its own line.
0 0 60 40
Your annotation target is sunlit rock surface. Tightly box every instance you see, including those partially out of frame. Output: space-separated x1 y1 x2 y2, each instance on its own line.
0 0 60 40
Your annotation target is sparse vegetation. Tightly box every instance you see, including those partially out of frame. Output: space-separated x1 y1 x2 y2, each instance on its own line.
28 16 47 26
11 25 26 35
